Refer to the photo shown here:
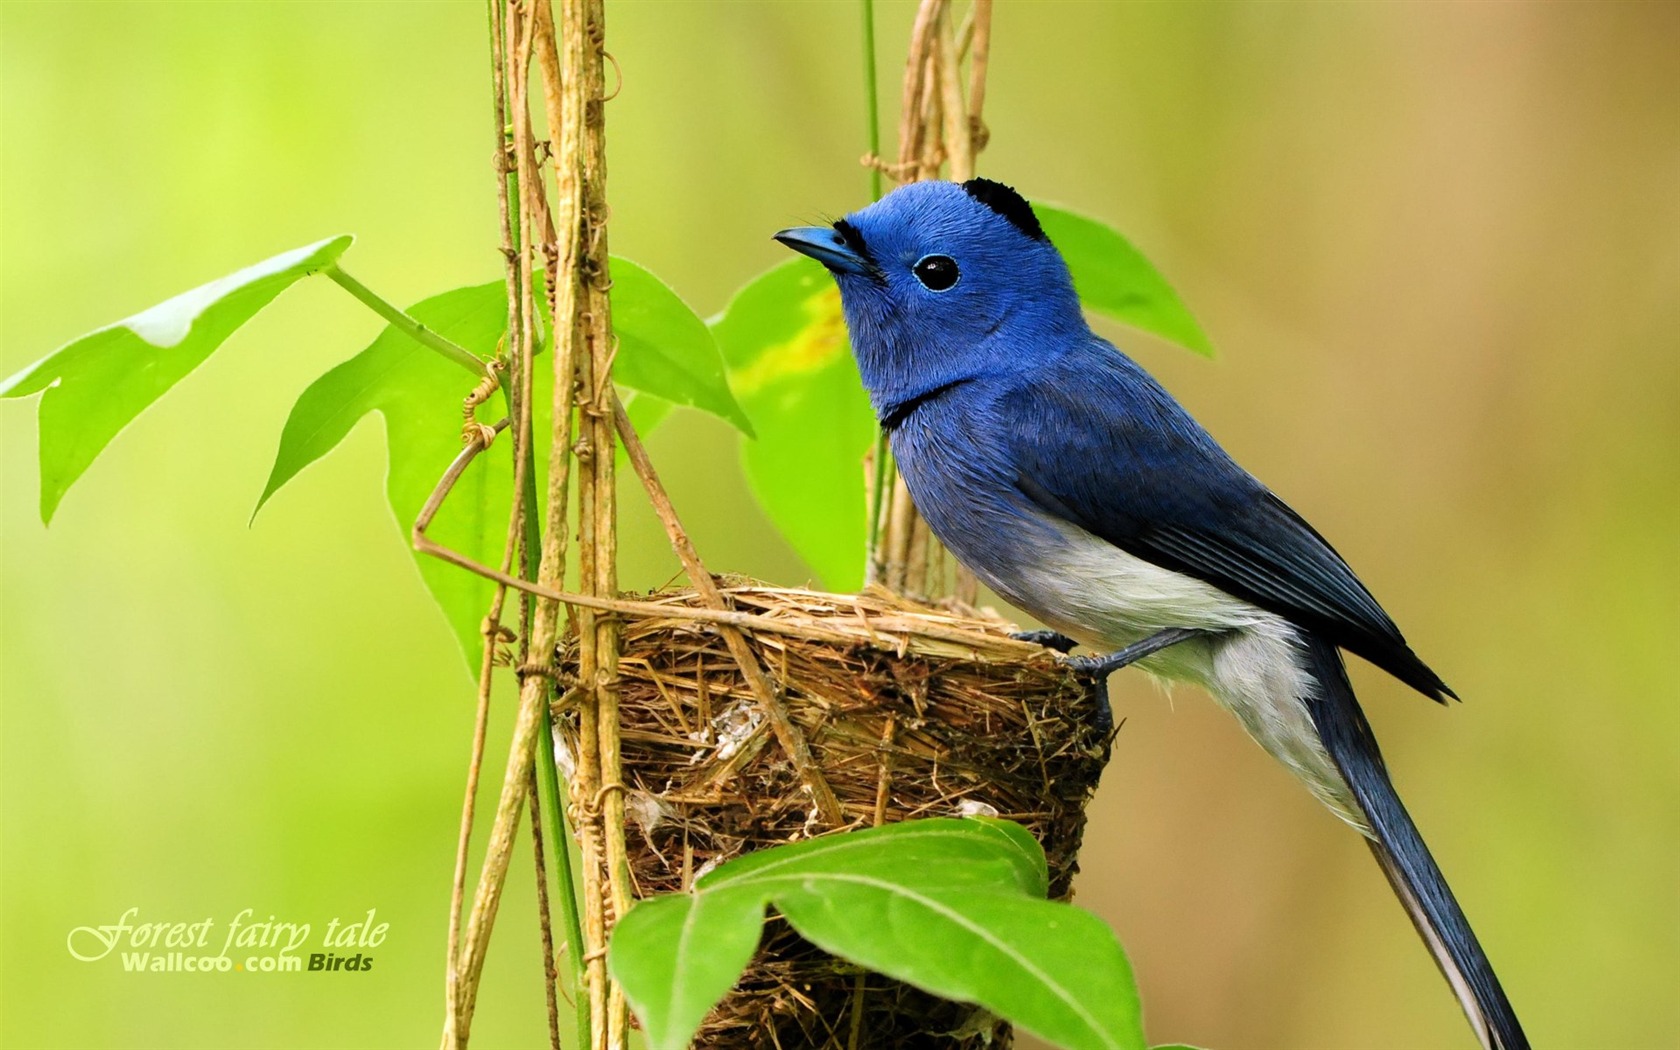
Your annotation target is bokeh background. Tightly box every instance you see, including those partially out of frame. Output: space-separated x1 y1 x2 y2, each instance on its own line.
3 2 1677 1048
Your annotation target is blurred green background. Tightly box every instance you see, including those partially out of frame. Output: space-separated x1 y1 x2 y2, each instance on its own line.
3 2 1677 1048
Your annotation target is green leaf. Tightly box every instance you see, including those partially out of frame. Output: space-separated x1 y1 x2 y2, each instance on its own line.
710 258 875 590
611 257 753 435
610 818 1144 1050
697 815 1047 897
255 259 730 673
1036 204 1214 358
777 885 1141 1050
1 235 353 522
253 262 725 674
606 885 768 1050
254 280 523 673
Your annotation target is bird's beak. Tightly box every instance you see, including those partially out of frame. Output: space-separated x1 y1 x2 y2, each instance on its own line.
773 226 873 276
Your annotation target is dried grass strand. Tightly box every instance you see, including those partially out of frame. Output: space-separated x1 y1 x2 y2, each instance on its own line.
614 396 845 826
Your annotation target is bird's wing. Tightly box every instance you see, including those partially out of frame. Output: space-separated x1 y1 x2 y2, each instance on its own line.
998 347 1454 701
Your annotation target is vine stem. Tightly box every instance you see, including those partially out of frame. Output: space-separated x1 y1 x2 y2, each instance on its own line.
324 265 488 378
861 0 893 580
447 0 598 1042
442 5 522 1045
529 1 593 1043
496 0 587 1039
500 6 576 1045
861 0 883 204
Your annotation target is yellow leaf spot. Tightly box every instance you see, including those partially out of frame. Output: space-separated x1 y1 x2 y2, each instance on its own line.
730 288 847 398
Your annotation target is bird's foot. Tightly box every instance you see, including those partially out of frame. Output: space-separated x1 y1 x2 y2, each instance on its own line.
1010 628 1080 653
1064 628 1206 734
1018 627 1204 735
1086 683 1115 736
1062 627 1204 678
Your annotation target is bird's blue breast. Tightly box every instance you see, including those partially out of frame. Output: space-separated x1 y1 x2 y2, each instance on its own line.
884 376 1068 601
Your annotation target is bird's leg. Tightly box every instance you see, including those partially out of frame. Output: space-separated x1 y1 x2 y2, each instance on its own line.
1063 627 1204 677
1060 627 1207 735
1009 628 1080 653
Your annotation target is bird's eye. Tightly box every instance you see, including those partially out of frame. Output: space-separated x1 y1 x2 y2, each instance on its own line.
912 254 960 291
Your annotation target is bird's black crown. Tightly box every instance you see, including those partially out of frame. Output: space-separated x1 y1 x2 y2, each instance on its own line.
961 178 1047 243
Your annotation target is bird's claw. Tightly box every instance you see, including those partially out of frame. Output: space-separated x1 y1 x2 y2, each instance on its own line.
1063 627 1204 679
1010 628 1080 653
1060 628 1207 736
1016 627 1204 737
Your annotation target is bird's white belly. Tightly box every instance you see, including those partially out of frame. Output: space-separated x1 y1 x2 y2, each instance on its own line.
992 518 1365 829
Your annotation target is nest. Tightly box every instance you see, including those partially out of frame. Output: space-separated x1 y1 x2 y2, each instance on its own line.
555 583 1112 1049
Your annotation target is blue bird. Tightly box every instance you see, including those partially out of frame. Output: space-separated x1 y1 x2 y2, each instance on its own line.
776 178 1527 1050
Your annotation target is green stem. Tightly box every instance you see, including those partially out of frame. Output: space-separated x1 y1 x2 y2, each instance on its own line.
514 396 588 1041
867 441 894 570
325 265 488 378
861 0 892 566
493 51 588 1033
861 0 883 204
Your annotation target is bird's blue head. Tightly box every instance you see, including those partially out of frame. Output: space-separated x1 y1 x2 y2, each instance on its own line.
775 178 1087 421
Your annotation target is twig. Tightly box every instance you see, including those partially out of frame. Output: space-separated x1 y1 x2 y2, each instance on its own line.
575 4 635 1044
529 766 564 1050
530 3 592 1044
859 0 883 204
443 437 510 1050
415 506 1041 659
936 11 971 182
896 0 944 184
444 6 527 1045
882 474 916 593
872 0 997 600
965 0 992 150
506 2 578 1043
325 266 488 379
546 0 622 1043
613 395 846 825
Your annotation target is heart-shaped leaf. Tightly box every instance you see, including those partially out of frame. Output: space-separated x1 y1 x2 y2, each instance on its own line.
1 236 353 522
255 280 519 671
254 263 728 673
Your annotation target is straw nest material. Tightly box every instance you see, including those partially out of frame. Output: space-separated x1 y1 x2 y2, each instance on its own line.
555 582 1113 1049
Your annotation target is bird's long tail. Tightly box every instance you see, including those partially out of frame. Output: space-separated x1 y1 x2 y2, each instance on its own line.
1300 634 1529 1050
